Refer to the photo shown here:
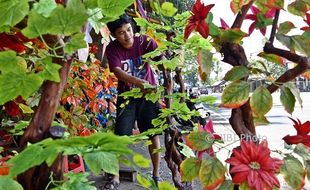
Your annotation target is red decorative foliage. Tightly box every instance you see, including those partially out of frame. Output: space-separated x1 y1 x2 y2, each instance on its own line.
0 33 27 53
245 6 276 36
4 101 20 117
301 13 310 31
283 118 310 148
184 0 214 40
226 140 283 190
197 119 221 159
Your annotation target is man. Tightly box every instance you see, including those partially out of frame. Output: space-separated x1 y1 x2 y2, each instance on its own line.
103 14 161 190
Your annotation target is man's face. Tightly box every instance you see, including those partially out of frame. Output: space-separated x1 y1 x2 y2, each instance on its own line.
113 23 134 49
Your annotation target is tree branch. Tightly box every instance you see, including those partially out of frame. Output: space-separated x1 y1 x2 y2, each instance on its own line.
232 0 255 29
268 9 280 44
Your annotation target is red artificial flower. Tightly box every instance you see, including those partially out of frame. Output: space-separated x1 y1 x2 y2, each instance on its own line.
226 140 283 190
245 6 276 36
301 13 310 31
197 119 221 159
184 0 214 40
4 101 20 117
283 118 310 148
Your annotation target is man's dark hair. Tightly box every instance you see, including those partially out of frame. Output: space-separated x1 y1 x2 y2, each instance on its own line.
107 14 132 34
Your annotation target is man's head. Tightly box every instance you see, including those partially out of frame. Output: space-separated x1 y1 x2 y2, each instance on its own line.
107 14 134 49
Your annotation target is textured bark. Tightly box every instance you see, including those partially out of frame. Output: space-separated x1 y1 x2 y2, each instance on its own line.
17 33 71 189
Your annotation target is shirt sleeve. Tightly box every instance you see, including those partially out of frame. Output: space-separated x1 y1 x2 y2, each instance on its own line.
105 45 121 71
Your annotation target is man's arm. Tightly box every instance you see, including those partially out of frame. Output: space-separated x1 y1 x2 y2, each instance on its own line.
112 67 147 89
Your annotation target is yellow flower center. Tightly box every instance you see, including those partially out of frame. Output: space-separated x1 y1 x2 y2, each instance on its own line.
249 161 260 170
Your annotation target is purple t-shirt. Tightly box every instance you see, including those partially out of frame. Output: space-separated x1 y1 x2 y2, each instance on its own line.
105 35 158 93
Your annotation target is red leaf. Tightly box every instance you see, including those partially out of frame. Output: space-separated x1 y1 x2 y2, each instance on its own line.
301 13 310 31
4 101 20 117
220 18 229 30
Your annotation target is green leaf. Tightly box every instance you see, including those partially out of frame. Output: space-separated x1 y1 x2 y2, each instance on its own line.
38 57 62 82
281 156 306 190
285 82 303 108
87 8 104 33
291 34 310 57
280 86 296 114
52 172 96 190
199 157 226 189
0 176 23 190
64 33 87 54
186 131 214 151
0 51 27 74
136 173 152 188
160 2 177 17
0 0 29 27
220 29 246 44
22 10 51 38
224 66 250 81
98 0 134 19
288 0 310 17
278 21 296 35
158 181 177 190
256 13 273 28
257 52 285 65
250 86 272 116
293 144 310 160
178 142 196 158
306 160 310 181
32 0 57 17
208 22 220 36
18 103 34 114
180 157 201 181
217 180 234 190
221 81 250 108
133 154 150 168
0 72 43 105
83 151 119 176
48 0 88 35
197 49 213 81
7 144 48 177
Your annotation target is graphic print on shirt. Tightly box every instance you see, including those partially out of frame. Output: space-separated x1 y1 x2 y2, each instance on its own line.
121 56 147 80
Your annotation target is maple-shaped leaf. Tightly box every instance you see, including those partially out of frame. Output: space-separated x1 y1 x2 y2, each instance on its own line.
245 6 276 36
184 0 214 40
283 117 310 147
301 13 310 31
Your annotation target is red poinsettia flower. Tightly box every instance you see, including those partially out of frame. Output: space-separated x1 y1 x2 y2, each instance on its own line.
245 6 276 36
226 140 283 190
184 0 214 40
197 119 221 159
301 13 310 31
283 117 310 148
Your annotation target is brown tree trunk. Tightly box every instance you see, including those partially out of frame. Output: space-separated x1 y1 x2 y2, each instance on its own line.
18 48 71 189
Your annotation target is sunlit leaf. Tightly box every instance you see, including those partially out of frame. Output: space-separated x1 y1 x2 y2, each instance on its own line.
250 86 272 116
221 81 250 108
133 154 150 168
257 52 285 65
230 0 251 14
160 2 177 17
280 86 296 114
278 21 296 35
224 66 250 81
158 181 177 190
180 157 201 181
0 0 29 27
281 156 306 190
98 0 134 19
0 72 43 105
285 82 303 108
293 144 310 160
32 0 57 17
48 0 88 35
18 103 34 114
136 173 152 188
38 57 62 82
0 177 23 190
197 49 212 81
22 10 51 38
199 157 226 189
178 142 196 158
0 51 27 74
83 151 119 176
